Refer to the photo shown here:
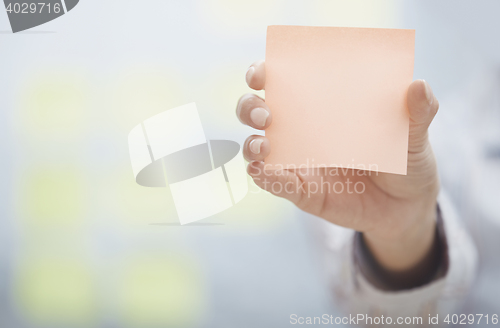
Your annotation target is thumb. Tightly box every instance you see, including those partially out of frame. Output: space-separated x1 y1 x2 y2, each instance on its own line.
407 79 439 153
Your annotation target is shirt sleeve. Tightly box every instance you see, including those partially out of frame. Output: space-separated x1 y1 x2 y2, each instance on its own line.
310 192 478 327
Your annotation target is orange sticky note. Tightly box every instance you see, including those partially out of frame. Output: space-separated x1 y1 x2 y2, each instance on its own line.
265 26 415 175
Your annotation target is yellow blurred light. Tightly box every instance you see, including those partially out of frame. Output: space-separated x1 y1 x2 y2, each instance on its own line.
104 167 178 224
109 67 187 132
117 256 206 327
19 167 85 228
15 258 98 327
311 0 398 27
202 64 265 131
17 71 88 141
197 0 285 37
216 174 293 230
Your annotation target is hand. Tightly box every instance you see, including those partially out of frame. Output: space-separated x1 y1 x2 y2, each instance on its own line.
237 60 440 278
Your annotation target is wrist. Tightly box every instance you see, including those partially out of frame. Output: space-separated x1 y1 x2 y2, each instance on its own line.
356 210 444 290
363 197 438 272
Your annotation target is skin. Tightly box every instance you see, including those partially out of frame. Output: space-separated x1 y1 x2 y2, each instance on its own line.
237 60 441 281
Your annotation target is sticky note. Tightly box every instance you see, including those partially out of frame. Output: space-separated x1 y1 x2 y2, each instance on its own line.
265 26 415 175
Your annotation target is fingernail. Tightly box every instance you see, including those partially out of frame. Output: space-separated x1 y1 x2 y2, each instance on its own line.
423 80 434 105
250 107 269 127
249 138 263 154
246 66 255 86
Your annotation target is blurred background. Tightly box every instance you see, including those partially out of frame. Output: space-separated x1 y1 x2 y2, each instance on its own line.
1 0 500 327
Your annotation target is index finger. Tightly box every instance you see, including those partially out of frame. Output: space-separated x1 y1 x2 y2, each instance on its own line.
246 60 266 91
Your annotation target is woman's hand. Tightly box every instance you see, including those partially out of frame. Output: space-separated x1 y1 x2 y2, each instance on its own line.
237 60 440 278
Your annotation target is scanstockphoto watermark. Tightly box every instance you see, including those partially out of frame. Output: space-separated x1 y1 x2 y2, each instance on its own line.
250 160 379 197
251 175 368 197
290 313 424 326
290 313 499 326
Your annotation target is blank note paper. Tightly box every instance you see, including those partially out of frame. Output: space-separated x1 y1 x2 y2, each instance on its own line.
265 26 415 175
